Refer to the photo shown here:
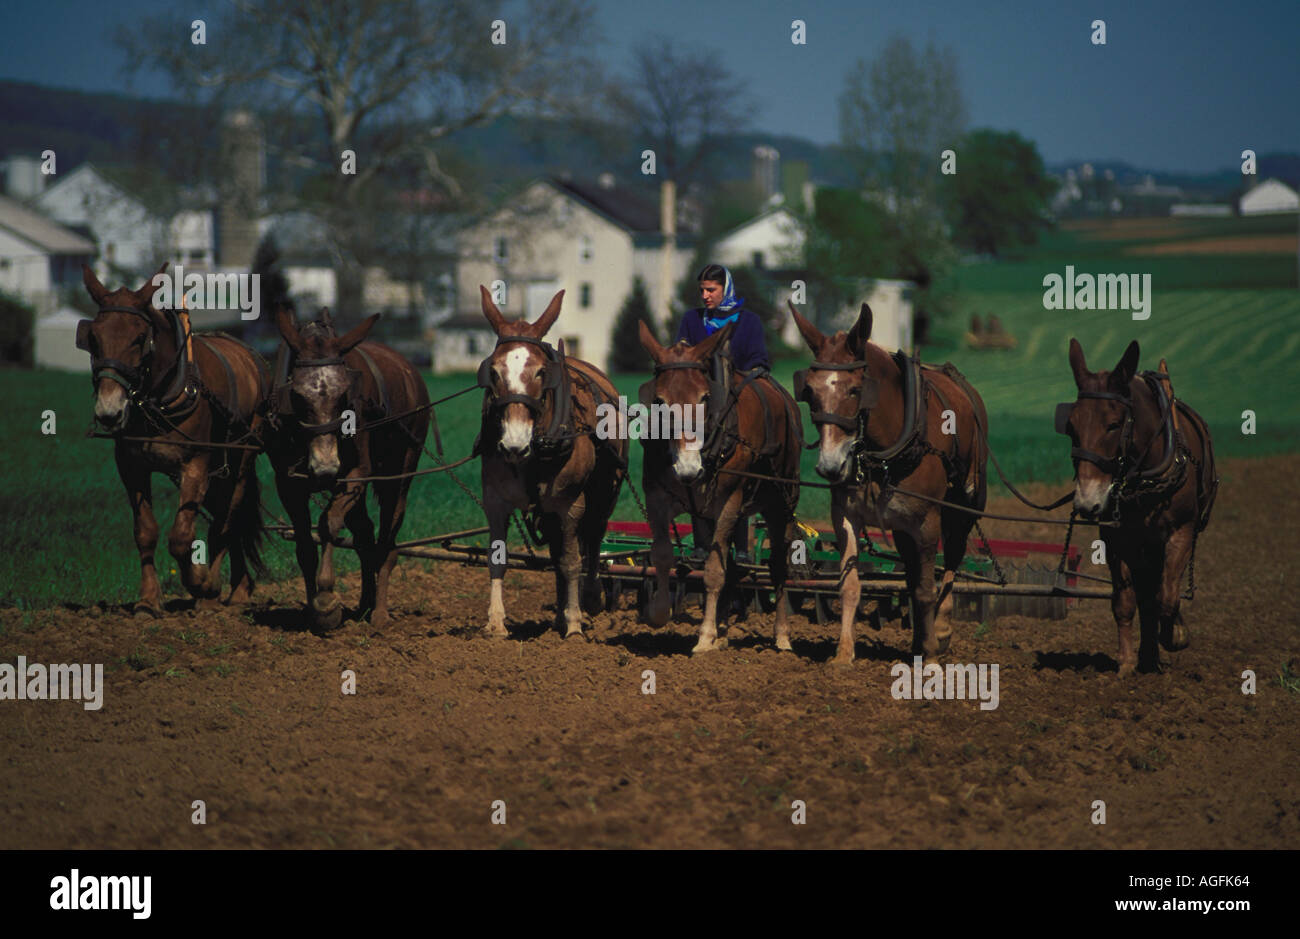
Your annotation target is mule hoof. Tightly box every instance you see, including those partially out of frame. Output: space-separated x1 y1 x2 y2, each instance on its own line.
369 610 391 630
775 637 793 652
1117 661 1137 678
830 654 854 668
936 631 952 654
310 594 344 633
564 629 587 642
691 637 724 655
645 601 670 628
481 623 509 639
1160 622 1189 652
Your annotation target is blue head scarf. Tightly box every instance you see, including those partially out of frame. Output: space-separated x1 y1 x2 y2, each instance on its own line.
703 265 744 332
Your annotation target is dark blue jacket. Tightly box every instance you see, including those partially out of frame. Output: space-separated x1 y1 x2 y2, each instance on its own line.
676 308 770 372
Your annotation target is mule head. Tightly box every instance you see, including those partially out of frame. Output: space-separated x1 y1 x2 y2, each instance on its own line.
478 284 565 463
275 303 378 480
1062 337 1141 518
79 263 172 431
790 301 878 483
636 319 730 483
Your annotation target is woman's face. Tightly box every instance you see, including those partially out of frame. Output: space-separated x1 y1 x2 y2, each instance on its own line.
700 280 724 310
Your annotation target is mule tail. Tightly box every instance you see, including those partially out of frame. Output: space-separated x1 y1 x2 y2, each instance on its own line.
236 467 268 577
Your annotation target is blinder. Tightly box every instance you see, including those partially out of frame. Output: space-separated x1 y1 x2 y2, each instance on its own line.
793 358 876 427
75 320 92 351
638 378 657 408
476 356 494 390
1054 402 1074 435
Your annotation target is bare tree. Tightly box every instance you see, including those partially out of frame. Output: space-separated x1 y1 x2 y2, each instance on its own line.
838 36 966 206
605 35 755 188
121 0 601 317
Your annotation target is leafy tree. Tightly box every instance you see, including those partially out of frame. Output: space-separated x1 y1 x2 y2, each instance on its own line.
942 129 1058 256
0 291 35 366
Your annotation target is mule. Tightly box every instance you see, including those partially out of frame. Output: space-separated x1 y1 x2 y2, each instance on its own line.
77 263 269 614
476 286 627 639
790 302 989 664
636 319 803 655
267 305 429 630
1057 339 1217 675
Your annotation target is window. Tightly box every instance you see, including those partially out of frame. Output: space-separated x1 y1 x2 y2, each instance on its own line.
579 236 593 263
580 283 592 308
493 236 508 265
563 335 582 358
752 250 765 269
467 334 482 356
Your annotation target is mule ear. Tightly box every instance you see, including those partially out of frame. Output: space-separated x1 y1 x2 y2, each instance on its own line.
1157 357 1170 378
788 300 824 353
479 284 507 335
339 313 380 353
690 321 735 361
532 289 565 337
82 264 110 305
847 303 873 357
274 302 302 349
1068 337 1089 386
135 261 169 308
638 319 665 364
1109 339 1140 391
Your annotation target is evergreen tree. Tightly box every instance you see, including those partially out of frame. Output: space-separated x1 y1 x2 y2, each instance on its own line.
609 277 653 373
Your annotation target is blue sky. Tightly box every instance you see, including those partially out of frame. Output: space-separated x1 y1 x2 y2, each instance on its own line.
2 0 1297 173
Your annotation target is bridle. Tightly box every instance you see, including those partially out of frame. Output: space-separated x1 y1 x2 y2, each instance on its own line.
283 354 364 437
1055 378 1178 493
792 359 877 435
77 304 192 429
477 335 563 416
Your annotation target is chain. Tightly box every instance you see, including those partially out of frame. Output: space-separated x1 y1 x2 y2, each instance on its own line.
1057 510 1077 578
973 517 1007 586
1183 534 1197 601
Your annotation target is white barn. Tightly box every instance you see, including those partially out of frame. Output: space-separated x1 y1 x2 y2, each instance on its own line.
778 279 916 355
712 207 806 272
1239 179 1299 215
35 307 91 372
0 194 96 313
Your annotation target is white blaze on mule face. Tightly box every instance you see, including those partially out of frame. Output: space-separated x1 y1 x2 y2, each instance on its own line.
499 347 534 453
303 365 349 477
674 430 703 480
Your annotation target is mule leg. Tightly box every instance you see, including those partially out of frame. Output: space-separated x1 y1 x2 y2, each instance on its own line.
832 506 859 665
765 499 793 653
116 446 164 616
201 477 236 603
484 500 511 637
347 488 379 619
1134 561 1163 674
367 479 410 630
1158 524 1195 654
170 458 218 610
559 499 586 640
936 507 977 654
897 513 942 661
643 484 674 628
1106 542 1139 676
695 492 740 654
314 476 364 631
278 479 319 612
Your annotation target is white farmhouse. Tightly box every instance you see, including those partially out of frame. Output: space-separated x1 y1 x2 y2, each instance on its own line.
447 175 694 375
712 206 806 272
0 193 95 313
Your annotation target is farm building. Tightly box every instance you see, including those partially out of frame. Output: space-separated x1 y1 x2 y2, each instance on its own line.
1239 179 1299 215
0 193 95 314
446 175 697 375
34 307 90 372
776 279 915 354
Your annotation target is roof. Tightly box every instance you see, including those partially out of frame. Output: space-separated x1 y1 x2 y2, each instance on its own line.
548 177 662 233
713 205 805 243
436 314 497 330
0 193 96 254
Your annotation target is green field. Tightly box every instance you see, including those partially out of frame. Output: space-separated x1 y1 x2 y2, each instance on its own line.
4 214 1298 609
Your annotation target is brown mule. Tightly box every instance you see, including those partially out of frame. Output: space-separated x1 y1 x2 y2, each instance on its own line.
1058 339 1217 675
78 263 269 614
476 286 627 640
790 302 989 664
267 305 430 631
636 320 802 655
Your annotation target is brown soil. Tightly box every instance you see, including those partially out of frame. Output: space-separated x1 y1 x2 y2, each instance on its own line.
2 455 1297 849
1126 234 1298 256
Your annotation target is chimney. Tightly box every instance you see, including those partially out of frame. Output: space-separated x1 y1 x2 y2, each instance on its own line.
752 145 779 202
658 179 678 332
217 110 265 270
